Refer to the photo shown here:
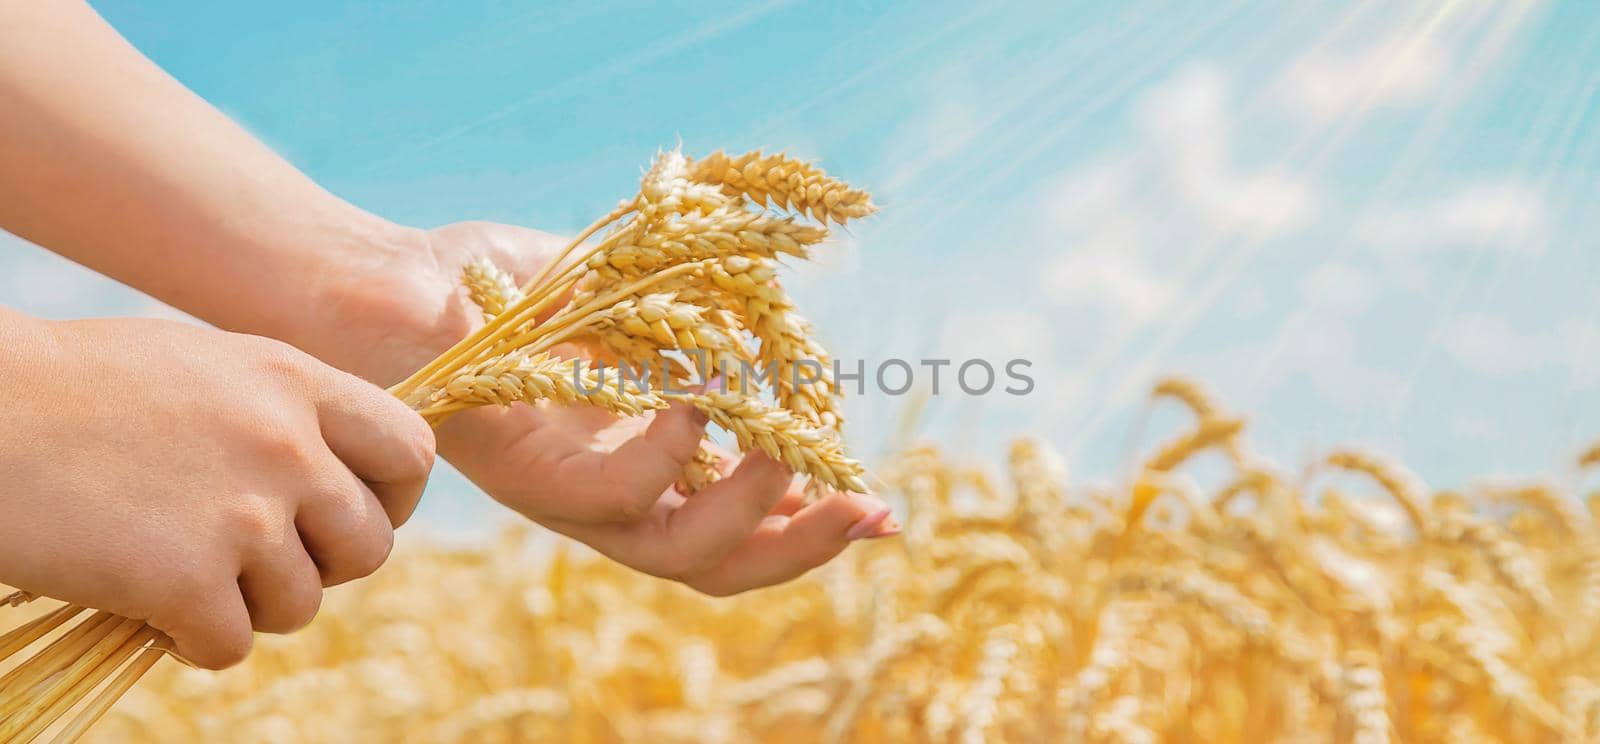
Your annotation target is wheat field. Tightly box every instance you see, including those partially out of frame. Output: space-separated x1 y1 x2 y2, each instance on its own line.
43 378 1598 743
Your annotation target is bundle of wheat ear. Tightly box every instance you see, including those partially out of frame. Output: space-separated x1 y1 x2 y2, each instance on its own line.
0 148 874 742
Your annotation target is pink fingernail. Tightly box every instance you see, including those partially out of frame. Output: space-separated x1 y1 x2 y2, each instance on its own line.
847 508 893 540
869 517 902 539
699 375 725 394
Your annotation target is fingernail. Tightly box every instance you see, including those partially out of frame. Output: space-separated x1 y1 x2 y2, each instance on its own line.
847 508 893 540
867 517 901 539
699 375 725 394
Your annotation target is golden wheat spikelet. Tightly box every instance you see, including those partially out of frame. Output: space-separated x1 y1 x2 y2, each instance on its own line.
1142 417 1246 473
1324 448 1430 535
461 257 524 320
637 148 730 219
1150 375 1225 420
689 150 877 225
1435 509 1556 612
1339 650 1393 744
590 292 739 353
675 441 724 496
676 391 866 493
425 350 667 419
707 255 841 430
586 207 826 279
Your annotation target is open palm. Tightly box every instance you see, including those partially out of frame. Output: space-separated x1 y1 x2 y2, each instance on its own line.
415 222 896 595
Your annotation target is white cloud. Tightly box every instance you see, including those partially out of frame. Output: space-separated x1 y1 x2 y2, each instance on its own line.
1276 35 1451 122
938 309 1054 363
1 231 193 323
877 71 983 194
789 236 860 278
1196 314 1407 414
1439 313 1600 382
1303 262 1377 318
937 308 1084 418
1277 316 1406 410
1046 158 1138 230
1043 248 1175 327
1038 66 1319 334
1137 66 1317 238
1355 180 1545 255
1439 313 1540 377
1451 414 1499 443
1228 283 1269 320
1556 323 1600 389
1 233 109 315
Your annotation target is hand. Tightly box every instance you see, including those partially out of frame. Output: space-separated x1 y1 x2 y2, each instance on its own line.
309 221 897 596
0 314 435 668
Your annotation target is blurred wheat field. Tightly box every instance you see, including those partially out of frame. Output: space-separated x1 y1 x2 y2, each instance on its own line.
59 379 1600 743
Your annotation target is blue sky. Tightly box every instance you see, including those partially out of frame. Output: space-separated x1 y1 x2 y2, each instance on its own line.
3 1 1598 530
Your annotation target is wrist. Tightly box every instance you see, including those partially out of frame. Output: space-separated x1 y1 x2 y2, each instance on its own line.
286 216 475 387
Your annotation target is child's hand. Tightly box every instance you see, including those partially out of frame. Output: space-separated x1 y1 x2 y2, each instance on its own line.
301 222 896 597
0 314 435 669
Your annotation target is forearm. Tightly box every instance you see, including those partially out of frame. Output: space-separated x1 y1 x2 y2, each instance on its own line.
0 1 430 355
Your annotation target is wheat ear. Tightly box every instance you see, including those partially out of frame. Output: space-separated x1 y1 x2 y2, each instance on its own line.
1142 417 1246 473
676 441 724 496
1580 441 1600 469
689 150 877 224
462 258 525 320
418 351 668 422
673 392 867 493
1324 448 1430 535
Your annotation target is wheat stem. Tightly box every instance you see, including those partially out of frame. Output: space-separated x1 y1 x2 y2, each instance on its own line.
520 202 635 295
0 605 84 665
0 611 115 702
49 634 168 744
389 231 649 406
2 618 146 742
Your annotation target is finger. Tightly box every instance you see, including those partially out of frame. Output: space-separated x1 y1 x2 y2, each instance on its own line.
237 527 323 634
316 372 435 528
658 452 794 576
769 483 810 517
553 402 706 522
295 464 396 587
685 493 895 596
153 578 253 670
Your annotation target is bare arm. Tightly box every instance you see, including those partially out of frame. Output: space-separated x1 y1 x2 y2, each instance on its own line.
0 0 429 355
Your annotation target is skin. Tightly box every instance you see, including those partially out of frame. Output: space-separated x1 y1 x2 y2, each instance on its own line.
0 310 434 669
0 1 895 666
